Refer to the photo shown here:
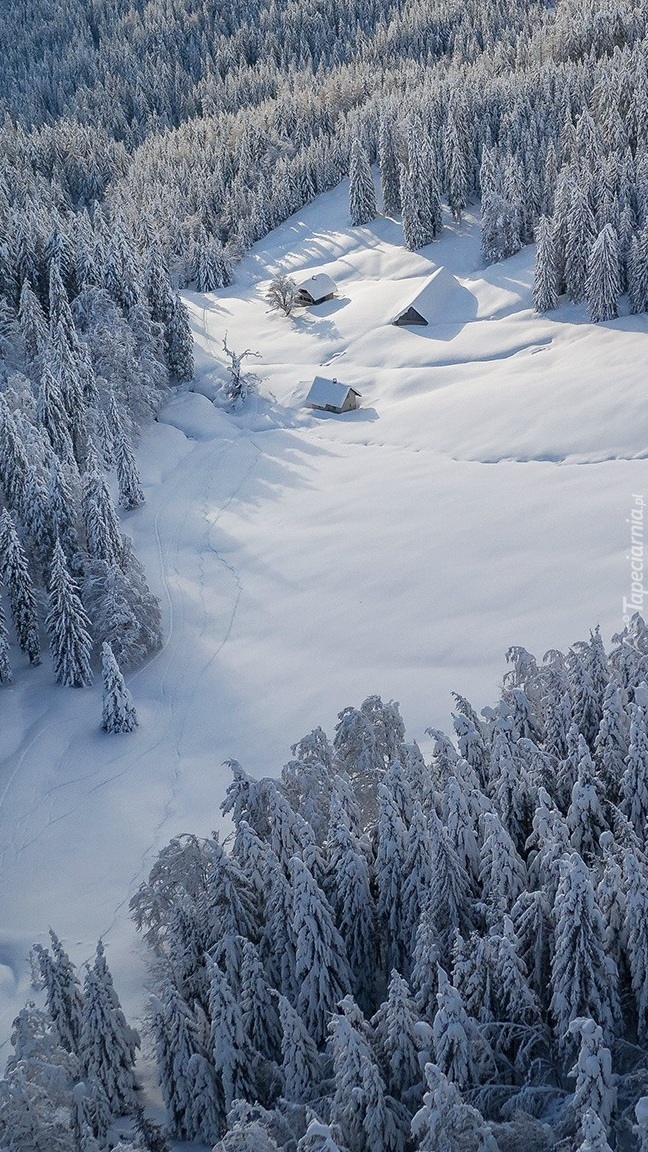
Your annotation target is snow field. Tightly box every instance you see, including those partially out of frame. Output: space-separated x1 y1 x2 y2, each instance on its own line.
1 181 646 1065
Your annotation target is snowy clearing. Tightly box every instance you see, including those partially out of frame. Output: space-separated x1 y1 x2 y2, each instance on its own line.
1 183 645 1060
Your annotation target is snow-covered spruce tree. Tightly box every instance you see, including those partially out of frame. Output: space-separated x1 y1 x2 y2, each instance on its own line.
623 850 648 1045
200 834 259 947
260 852 297 999
296 1119 349 1152
490 915 542 1032
324 799 375 1011
410 889 442 1021
401 800 434 960
595 834 625 974
479 810 527 913
183 1052 224 1146
410 1063 498 1152
533 215 559 312
444 113 469 222
145 245 174 328
452 711 489 790
46 539 93 687
79 940 140 1116
348 138 376 227
166 294 194 381
240 939 282 1064
371 969 425 1105
431 966 475 1092
114 424 145 510
194 231 232 292
594 679 628 801
549 852 620 1056
628 221 648 314
564 185 597 304
36 358 77 469
18 279 48 362
400 164 428 252
585 224 622 323
329 1011 401 1152
82 450 123 568
378 115 401 217
83 544 163 670
150 979 222 1142
208 962 257 1112
33 929 84 1053
567 736 608 858
291 855 351 1047
277 993 321 1103
0 1063 77 1152
49 261 80 355
374 782 408 975
577 1108 614 1152
101 642 138 733
634 1097 648 1152
48 456 79 562
0 592 12 684
490 722 529 851
256 782 321 884
568 1017 615 1135
620 701 648 836
0 396 30 516
570 654 602 749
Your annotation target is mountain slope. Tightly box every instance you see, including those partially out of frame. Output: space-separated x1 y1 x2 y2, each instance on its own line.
0 184 644 1058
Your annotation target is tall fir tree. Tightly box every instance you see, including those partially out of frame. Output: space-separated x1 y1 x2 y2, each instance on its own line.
0 510 41 665
291 856 351 1047
533 215 559 312
82 450 123 567
101 642 138 733
620 702 648 836
585 225 621 322
277 993 321 1103
166 294 194 381
378 116 401 217
46 538 93 687
550 852 619 1055
348 138 377 227
80 940 140 1115
0 593 11 684
564 185 597 303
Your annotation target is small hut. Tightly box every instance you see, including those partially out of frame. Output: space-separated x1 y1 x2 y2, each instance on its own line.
296 273 337 306
392 266 460 326
304 376 361 413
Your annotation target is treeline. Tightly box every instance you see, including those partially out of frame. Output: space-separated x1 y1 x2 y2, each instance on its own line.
3 0 648 308
6 617 648 1149
127 614 648 1152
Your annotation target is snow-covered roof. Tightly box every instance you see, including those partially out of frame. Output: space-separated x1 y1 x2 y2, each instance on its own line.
304 376 360 409
393 265 467 325
296 273 337 300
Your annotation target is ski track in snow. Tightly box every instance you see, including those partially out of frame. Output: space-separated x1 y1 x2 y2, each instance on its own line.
0 418 261 980
99 426 262 938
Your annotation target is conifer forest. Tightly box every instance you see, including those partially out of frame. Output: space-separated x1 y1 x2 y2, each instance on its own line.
2 0 648 1149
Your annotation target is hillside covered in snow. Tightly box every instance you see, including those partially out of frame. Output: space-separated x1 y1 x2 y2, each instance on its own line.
2 0 648 1148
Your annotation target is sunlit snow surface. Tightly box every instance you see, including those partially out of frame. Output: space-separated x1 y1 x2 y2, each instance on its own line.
1 184 646 1061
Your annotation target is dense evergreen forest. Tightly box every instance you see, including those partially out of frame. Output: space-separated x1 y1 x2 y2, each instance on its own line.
3 0 648 1148
6 616 648 1152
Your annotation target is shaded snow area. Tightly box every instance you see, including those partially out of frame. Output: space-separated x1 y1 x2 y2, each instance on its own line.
1 182 646 1059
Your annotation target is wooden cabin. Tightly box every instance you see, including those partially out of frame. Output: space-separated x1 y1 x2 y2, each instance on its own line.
304 376 361 413
296 273 337 306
